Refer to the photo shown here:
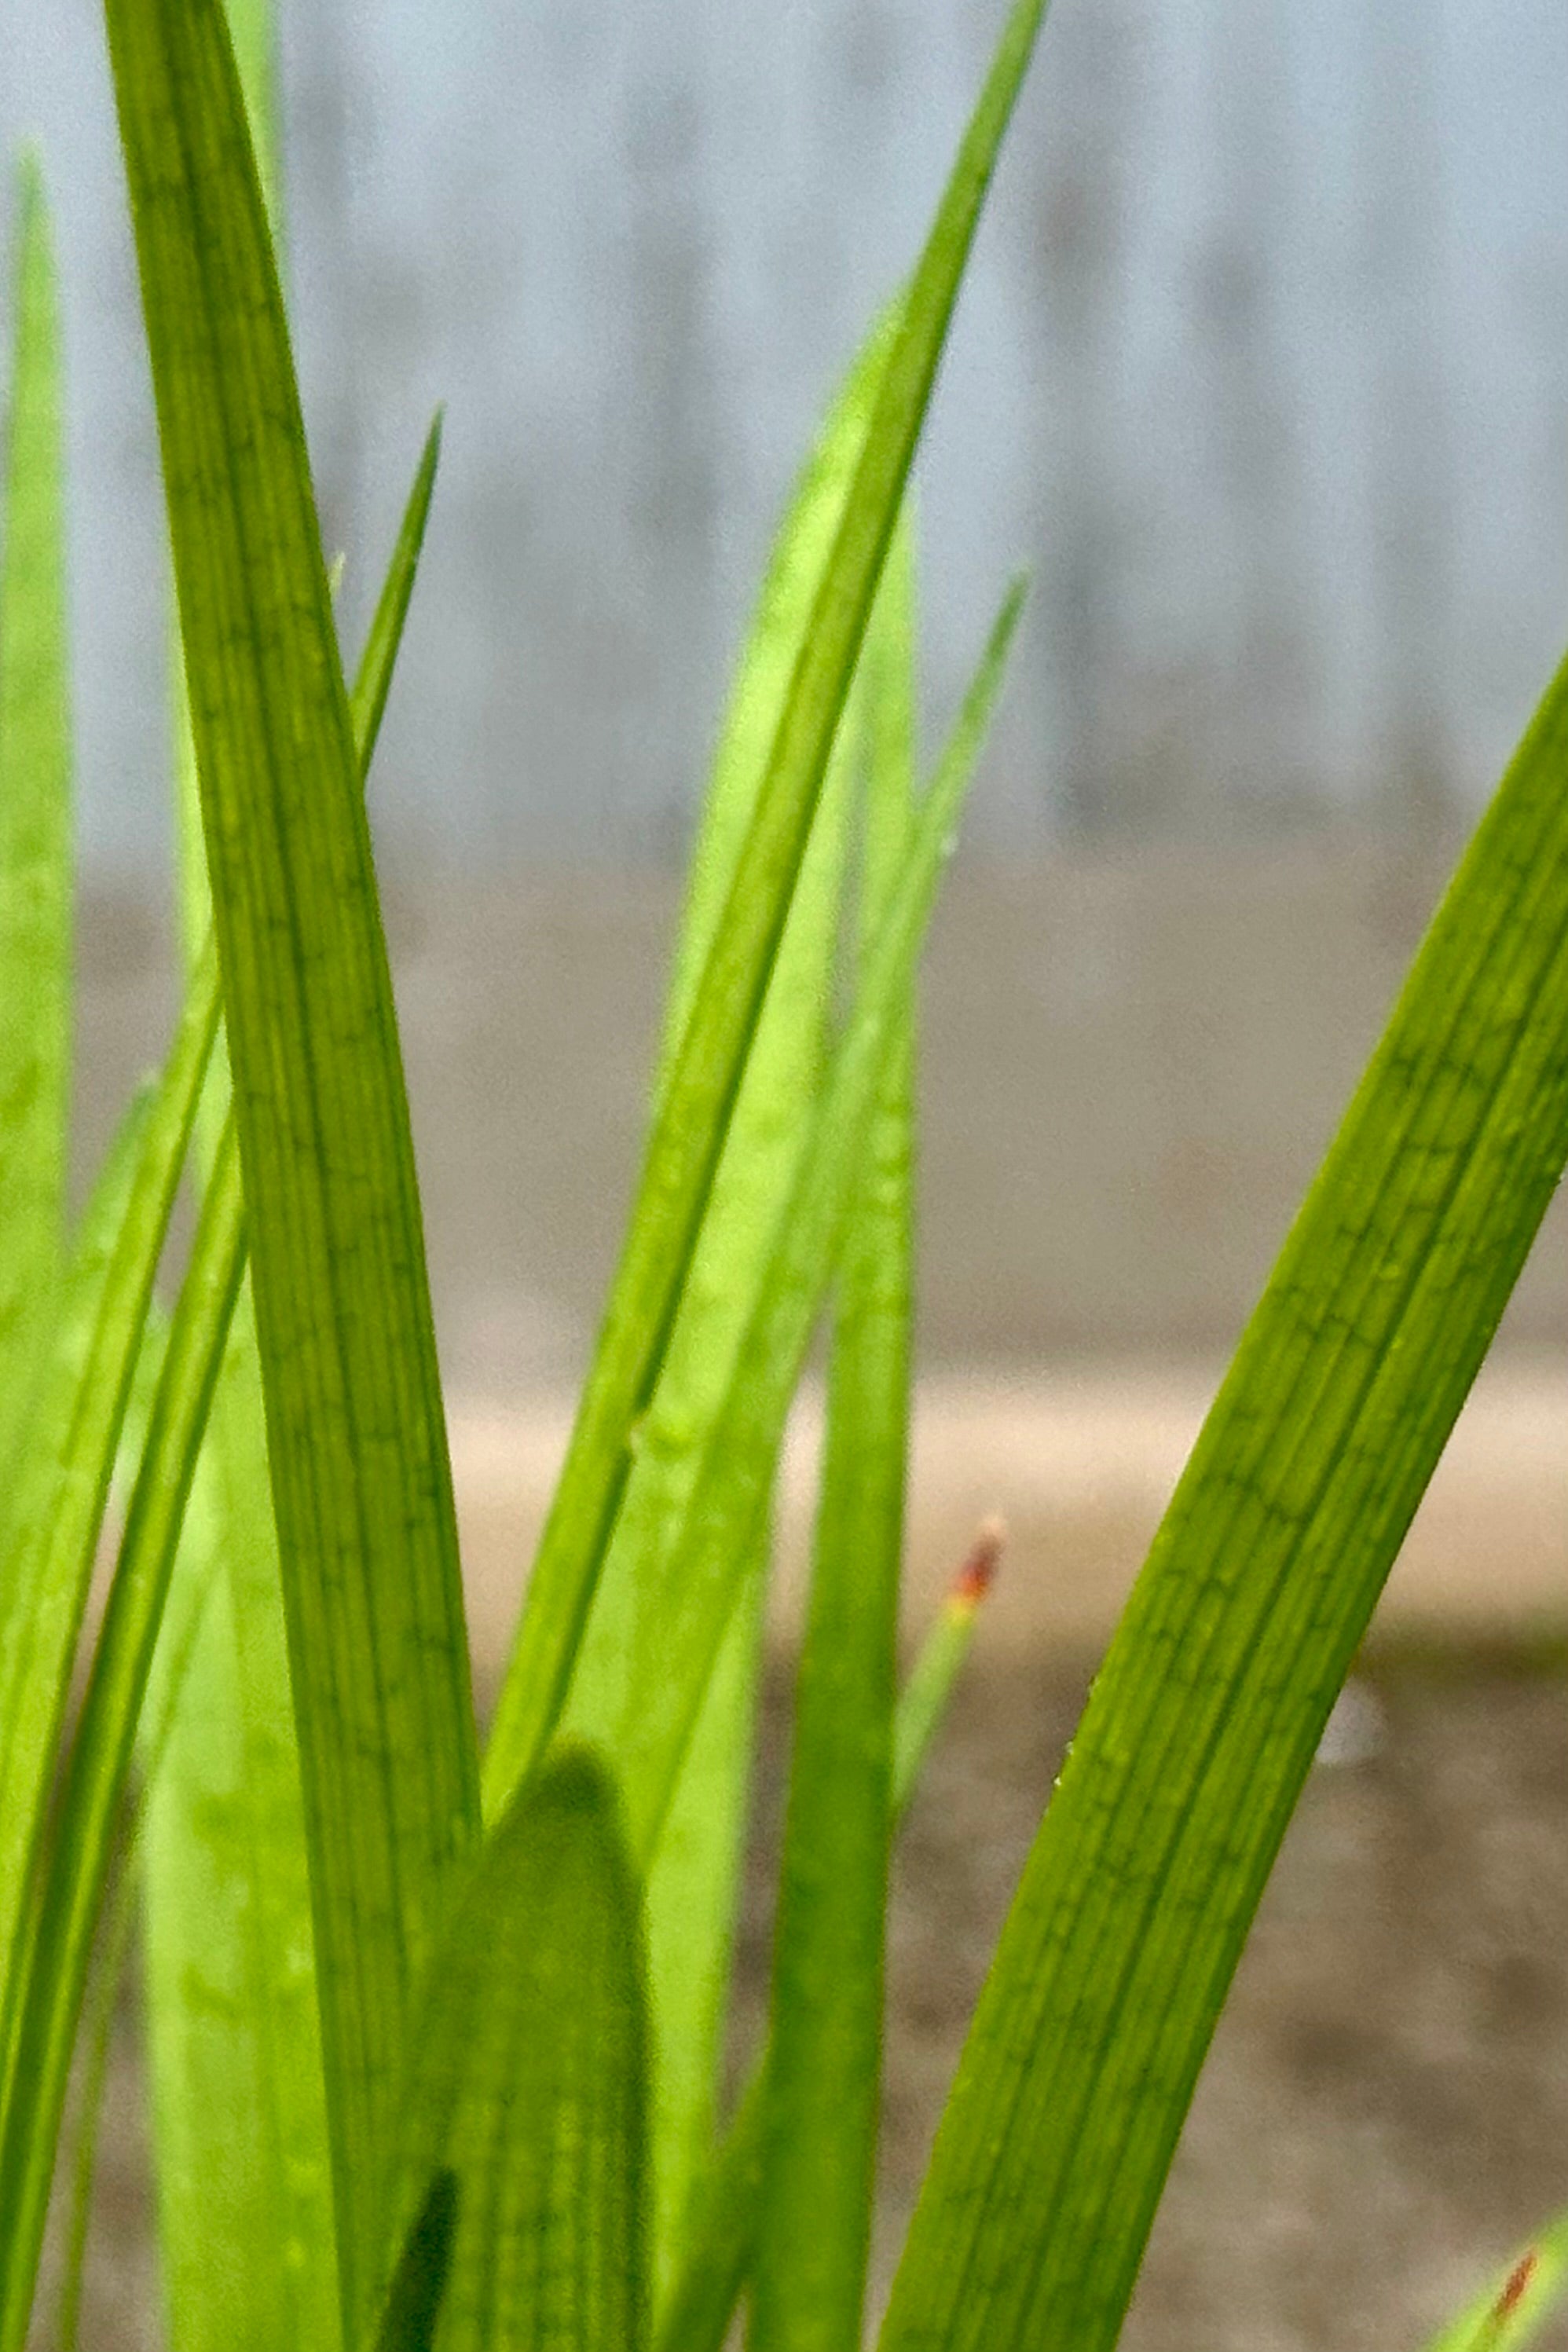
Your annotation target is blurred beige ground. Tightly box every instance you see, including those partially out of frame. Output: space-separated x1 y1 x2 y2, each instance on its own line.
451 1351 1568 1683
80 846 1568 1661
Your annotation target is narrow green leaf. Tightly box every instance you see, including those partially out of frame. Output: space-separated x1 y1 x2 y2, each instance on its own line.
880 640 1568 2352
752 512 917 2352
658 307 899 1069
222 0 279 223
1423 2222 1568 2352
656 1522 1002 2352
581 584 1023 1874
492 310 889 2314
349 413 442 771
376 1753 646 2352
142 418 444 2352
0 1111 244 2352
568 713 855 2295
643 1588 767 2309
656 2066 766 2352
103 0 480 2317
0 960 216 2106
632 369 904 2306
482 0 1048 1804
0 153 71 1469
53 1817 141 2352
889 1522 1002 1809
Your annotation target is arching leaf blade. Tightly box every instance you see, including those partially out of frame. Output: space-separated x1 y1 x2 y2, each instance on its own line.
578 584 1024 1873
485 302 889 2314
567 702 856 2298
879 643 1568 2352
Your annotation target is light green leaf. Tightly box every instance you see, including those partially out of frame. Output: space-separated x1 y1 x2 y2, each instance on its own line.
494 307 889 2316
879 639 1568 2352
482 0 1049 1806
642 1590 766 2310
0 954 216 2119
657 306 898 1068
103 0 480 2318
376 1753 647 2352
631 354 907 2307
568 685 856 2298
752 511 917 2352
888 1522 1002 1808
222 0 279 224
0 153 71 1470
348 414 441 771
0 1102 240 2352
585 583 1023 1874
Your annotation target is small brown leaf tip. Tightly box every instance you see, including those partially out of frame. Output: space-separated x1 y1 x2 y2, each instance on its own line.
949 1515 1006 1611
1493 2251 1538 2331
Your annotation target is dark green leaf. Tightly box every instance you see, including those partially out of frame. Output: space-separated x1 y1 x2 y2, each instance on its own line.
376 1753 646 2352
372 2173 460 2352
141 410 445 2352
103 0 480 2314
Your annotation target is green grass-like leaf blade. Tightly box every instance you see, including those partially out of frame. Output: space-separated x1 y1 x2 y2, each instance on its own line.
657 1522 1001 2352
879 644 1568 2352
751 513 917 2352
141 417 444 2352
579 584 1023 1873
569 670 856 2298
0 1096 145 2092
0 154 71 1468
482 0 1048 1804
632 352 904 2304
491 310 888 2312
0 958 216 2108
102 0 480 2316
376 1753 647 2352
0 1076 231 2352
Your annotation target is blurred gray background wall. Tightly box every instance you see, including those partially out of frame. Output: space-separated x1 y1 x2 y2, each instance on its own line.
5 0 1568 870
5 0 1568 1376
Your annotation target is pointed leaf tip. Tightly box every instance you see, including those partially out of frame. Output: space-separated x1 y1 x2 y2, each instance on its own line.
373 2170 460 2352
949 1516 1006 1614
